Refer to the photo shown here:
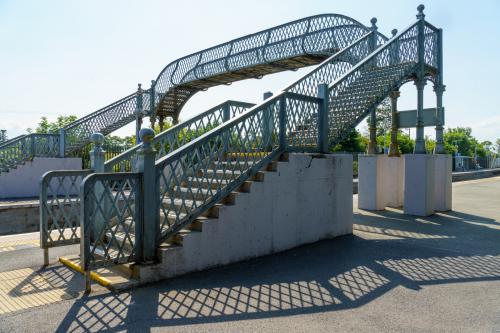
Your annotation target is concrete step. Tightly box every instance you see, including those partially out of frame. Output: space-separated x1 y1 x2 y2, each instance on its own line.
59 255 139 292
104 231 135 253
169 229 201 246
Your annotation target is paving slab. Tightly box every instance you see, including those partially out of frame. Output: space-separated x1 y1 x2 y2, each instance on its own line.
0 177 498 332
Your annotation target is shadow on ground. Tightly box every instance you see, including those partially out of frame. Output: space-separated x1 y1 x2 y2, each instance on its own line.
42 206 500 333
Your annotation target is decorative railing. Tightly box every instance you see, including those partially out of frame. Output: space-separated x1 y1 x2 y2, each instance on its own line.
56 14 382 154
3 15 386 168
154 14 381 95
327 19 439 147
40 170 93 264
0 133 60 173
48 10 442 292
80 172 143 271
153 29 385 241
104 100 254 172
62 91 152 153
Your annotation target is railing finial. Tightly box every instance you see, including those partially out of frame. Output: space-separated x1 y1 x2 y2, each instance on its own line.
370 17 378 31
417 4 425 19
139 128 155 147
137 83 142 92
90 132 105 149
391 29 398 37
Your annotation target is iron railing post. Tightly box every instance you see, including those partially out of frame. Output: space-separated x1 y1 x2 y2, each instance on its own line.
317 84 329 153
263 91 273 151
389 29 399 65
89 133 106 235
279 95 287 151
40 176 49 266
369 18 378 52
367 17 378 154
414 4 426 154
150 80 156 128
59 128 66 157
434 28 445 154
135 128 157 262
135 84 143 144
30 134 35 157
222 102 231 122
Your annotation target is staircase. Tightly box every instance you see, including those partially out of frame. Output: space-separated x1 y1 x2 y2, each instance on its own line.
2 14 378 175
41 9 442 291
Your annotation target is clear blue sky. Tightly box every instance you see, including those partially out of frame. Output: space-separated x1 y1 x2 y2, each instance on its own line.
1 0 499 142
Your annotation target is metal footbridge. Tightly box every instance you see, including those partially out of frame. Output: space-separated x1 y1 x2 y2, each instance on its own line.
7 6 444 290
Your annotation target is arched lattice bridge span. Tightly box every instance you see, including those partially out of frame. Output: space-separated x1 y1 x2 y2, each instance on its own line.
63 14 387 152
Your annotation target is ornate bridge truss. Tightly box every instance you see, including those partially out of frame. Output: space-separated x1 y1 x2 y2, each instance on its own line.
34 6 444 291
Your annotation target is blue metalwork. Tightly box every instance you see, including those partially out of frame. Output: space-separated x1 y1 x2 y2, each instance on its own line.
104 100 255 172
0 134 60 174
37 7 444 286
80 172 143 270
2 14 386 172
153 28 389 242
40 170 93 250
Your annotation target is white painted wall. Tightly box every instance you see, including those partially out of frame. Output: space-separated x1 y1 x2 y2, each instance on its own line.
358 154 451 216
139 153 353 282
358 155 404 210
434 155 452 211
358 155 386 210
0 158 81 199
404 154 435 216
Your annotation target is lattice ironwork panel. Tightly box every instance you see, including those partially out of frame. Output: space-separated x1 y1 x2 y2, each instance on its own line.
0 134 59 174
40 170 93 249
423 23 438 68
64 93 139 153
327 23 423 147
81 172 142 270
104 101 255 173
284 95 321 150
155 98 283 240
286 33 373 97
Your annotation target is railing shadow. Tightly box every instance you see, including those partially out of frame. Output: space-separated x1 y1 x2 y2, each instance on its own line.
52 205 500 332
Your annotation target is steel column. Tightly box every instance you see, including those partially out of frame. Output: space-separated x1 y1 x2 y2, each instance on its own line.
263 91 273 151
135 128 157 262
414 4 427 154
434 28 445 154
150 80 157 130
279 95 286 151
388 90 401 157
135 84 143 144
89 133 106 239
59 128 66 157
317 84 329 153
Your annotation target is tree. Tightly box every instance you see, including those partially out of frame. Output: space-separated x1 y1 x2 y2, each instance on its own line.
496 139 500 156
365 98 392 136
27 115 78 134
397 132 415 154
443 127 488 157
331 129 368 153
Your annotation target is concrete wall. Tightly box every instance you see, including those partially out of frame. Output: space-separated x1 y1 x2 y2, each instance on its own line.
0 202 39 235
358 155 403 210
140 153 353 282
0 157 81 199
358 154 452 216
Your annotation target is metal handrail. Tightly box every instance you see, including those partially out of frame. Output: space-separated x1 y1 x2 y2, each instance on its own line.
0 133 60 173
155 31 378 168
104 100 255 172
153 30 383 241
60 14 385 153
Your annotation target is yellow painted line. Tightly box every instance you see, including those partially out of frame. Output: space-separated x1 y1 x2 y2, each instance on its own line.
59 257 112 288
